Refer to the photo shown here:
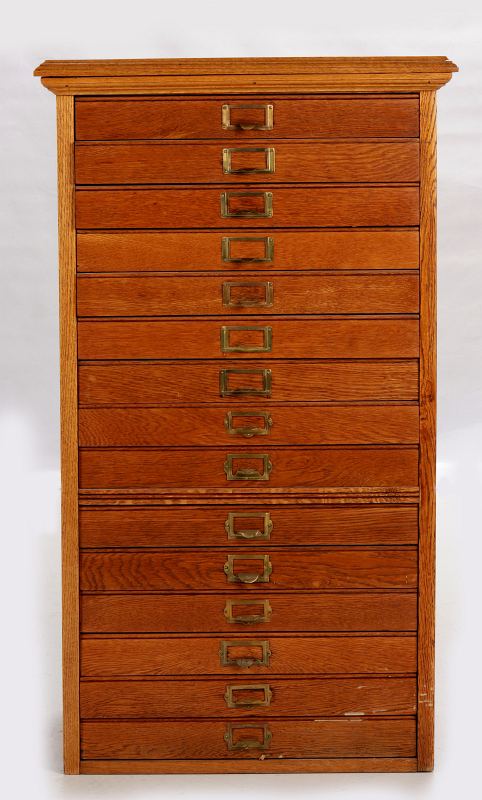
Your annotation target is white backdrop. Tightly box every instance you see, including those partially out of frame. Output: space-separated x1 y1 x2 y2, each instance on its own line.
1 1 481 797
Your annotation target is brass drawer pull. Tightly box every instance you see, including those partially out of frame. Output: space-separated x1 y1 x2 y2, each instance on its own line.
225 512 273 541
224 683 273 710
222 281 273 308
221 191 273 219
224 411 273 438
224 554 273 584
224 453 273 481
219 640 271 669
224 723 272 751
223 147 275 175
220 368 272 397
222 236 274 265
222 104 273 131
224 598 272 625
220 326 272 353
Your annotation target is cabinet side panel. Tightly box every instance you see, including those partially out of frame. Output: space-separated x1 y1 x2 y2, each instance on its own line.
57 94 80 774
418 90 437 772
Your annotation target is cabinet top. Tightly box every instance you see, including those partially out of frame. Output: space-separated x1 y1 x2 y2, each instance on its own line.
34 56 458 95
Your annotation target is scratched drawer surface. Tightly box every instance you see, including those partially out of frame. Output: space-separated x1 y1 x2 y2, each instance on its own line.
80 676 417 718
79 504 419 549
75 140 419 185
76 272 419 317
75 185 419 229
80 591 418 633
80 717 416 759
74 96 420 140
76 229 420 273
78 359 420 405
80 633 418 676
77 316 419 360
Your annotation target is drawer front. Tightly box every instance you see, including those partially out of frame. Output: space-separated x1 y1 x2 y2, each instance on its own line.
75 97 419 140
80 634 418 676
80 676 417 718
76 229 420 273
80 718 416 759
78 359 420 404
77 317 419 360
77 272 419 317
80 548 418 592
79 505 419 549
75 141 419 185
79 446 419 489
78 405 420 447
80 592 418 633
75 186 419 229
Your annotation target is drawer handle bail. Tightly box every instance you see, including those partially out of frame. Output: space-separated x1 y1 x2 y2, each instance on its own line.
224 453 273 481
223 147 275 175
224 683 273 710
219 640 272 668
224 723 272 751
224 411 273 438
222 236 274 264
225 513 273 541
224 554 273 584
224 598 272 625
221 191 273 219
222 104 274 131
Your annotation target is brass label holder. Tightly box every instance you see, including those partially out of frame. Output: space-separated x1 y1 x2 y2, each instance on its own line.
224 683 273 710
222 147 275 175
220 326 272 353
224 554 273 584
223 453 273 481
220 191 273 218
224 723 272 750
224 598 272 625
224 411 273 438
219 640 271 668
221 104 274 131
222 236 274 264
222 281 274 308
220 368 272 397
225 511 273 541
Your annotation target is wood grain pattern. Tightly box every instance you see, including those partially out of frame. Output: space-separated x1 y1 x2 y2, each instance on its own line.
77 316 420 360
79 445 420 490
80 718 416 759
75 141 420 185
78 359 420 405
76 272 419 317
79 504 419 548
35 56 458 77
418 91 437 772
79 758 418 773
80 591 418 633
80 547 418 592
80 676 417 718
41 74 455 96
76 229 420 273
75 185 420 229
80 633 418 676
78 404 420 447
57 95 80 775
74 97 420 140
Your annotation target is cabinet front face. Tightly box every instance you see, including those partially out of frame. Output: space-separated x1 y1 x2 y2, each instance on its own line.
35 55 457 774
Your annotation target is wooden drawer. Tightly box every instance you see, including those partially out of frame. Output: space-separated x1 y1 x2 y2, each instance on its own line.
80 547 418 592
78 359 420 404
77 272 419 317
80 718 416 759
80 634 418 676
75 141 419 185
77 316 419 360
79 505 419 549
80 676 417 718
75 96 420 140
79 445 419 490
76 229 420 273
75 186 419 229
80 591 417 633
78 404 420 447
